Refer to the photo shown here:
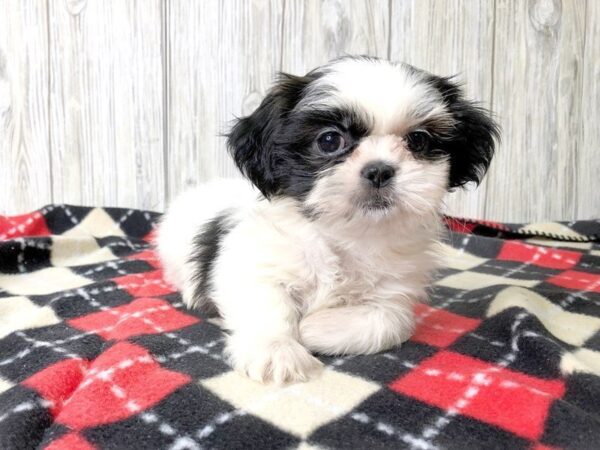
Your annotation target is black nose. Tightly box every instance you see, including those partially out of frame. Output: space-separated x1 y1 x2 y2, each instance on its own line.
360 161 396 188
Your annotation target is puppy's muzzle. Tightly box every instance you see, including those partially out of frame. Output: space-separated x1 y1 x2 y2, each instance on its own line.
361 161 396 189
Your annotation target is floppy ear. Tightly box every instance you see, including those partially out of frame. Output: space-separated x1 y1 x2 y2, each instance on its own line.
227 73 312 198
429 76 500 189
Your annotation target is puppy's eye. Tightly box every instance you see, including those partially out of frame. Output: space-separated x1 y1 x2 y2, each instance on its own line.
317 131 345 153
405 131 431 154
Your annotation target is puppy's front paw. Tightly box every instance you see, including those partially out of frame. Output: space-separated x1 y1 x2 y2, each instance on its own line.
227 337 323 385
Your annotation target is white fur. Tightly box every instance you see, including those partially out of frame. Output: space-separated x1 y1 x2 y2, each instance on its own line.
156 176 444 384
300 58 454 135
156 58 454 385
156 179 257 308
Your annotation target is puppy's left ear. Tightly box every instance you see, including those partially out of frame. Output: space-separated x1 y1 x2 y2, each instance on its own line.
430 76 500 189
227 73 312 198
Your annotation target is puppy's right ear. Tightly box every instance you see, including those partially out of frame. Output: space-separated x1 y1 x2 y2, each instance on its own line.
227 73 312 198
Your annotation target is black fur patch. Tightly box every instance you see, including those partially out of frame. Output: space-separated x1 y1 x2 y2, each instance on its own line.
228 82 371 200
228 56 499 198
425 75 500 188
189 212 233 317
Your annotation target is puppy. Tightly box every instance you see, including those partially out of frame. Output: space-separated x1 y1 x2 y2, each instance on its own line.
156 56 498 384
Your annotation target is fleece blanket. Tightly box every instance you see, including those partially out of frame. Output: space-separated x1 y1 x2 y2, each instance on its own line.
0 205 599 450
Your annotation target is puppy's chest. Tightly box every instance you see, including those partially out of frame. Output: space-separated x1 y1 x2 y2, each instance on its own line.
299 242 405 310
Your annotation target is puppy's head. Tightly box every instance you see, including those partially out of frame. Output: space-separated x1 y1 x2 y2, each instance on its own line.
227 56 499 221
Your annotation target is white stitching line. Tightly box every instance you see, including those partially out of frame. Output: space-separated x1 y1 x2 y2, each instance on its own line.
53 285 209 446
0 240 149 282
73 286 219 363
141 412 203 450
193 383 348 442
1 299 183 368
415 312 530 446
558 275 600 309
63 293 226 448
416 289 469 328
46 277 172 306
4 238 52 251
154 340 224 364
506 243 579 265
0 211 208 441
192 352 397 443
104 238 151 252
104 209 154 252
473 263 600 303
411 353 557 399
17 239 26 274
0 291 219 434
65 352 202 449
350 411 438 450
428 291 496 305
14 331 86 368
59 205 79 226
0 398 55 424
0 211 44 240
77 260 130 277
420 241 600 446
478 262 582 280
415 245 600 447
414 258 600 447
0 213 592 444
468 333 506 348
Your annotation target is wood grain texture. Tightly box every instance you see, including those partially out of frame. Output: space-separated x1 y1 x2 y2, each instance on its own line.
49 0 165 211
486 0 589 221
0 1 52 214
389 0 496 220
166 0 284 202
578 0 600 219
280 0 389 73
2 1 599 220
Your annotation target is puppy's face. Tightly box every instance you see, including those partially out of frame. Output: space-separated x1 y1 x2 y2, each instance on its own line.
228 57 499 222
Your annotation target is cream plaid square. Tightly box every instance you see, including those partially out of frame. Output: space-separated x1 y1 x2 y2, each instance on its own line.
201 368 380 438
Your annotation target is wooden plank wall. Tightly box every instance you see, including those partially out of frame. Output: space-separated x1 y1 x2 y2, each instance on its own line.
1 0 598 221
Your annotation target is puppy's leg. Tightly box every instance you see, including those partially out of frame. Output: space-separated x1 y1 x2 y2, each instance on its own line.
299 300 415 355
221 283 323 384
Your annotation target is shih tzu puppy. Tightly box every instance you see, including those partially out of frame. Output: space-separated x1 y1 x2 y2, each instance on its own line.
157 56 498 384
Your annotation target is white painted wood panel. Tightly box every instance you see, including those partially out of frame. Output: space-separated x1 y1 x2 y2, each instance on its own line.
280 0 389 73
578 0 600 219
486 0 589 222
1 0 599 221
166 0 284 202
48 0 165 212
0 1 52 214
389 0 495 220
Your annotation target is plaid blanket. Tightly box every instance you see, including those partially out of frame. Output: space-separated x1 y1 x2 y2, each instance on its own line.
0 205 599 450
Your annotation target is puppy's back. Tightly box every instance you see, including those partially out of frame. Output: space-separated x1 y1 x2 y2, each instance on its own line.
155 178 257 302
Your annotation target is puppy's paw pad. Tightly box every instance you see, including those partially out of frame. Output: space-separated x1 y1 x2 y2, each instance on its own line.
231 339 323 385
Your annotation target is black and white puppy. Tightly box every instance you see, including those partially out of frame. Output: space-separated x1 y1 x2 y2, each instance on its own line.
156 56 498 384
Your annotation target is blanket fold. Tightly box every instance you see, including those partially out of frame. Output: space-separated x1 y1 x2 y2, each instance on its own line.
0 205 599 450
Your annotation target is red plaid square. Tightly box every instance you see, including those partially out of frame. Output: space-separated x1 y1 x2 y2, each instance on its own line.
547 270 600 293
532 444 561 450
126 249 161 269
68 297 199 340
23 358 87 416
44 432 95 450
498 241 581 269
113 270 175 297
55 342 190 429
143 228 157 243
389 351 565 440
411 304 481 347
0 211 50 240
444 218 477 234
